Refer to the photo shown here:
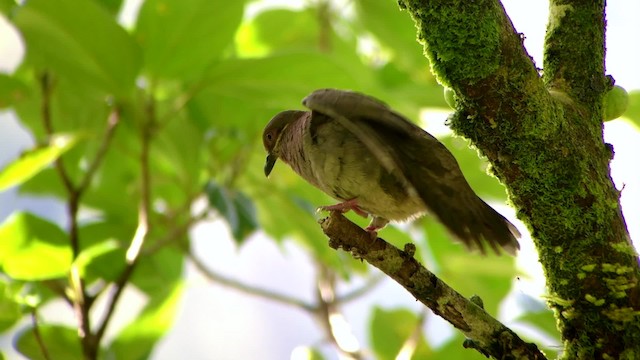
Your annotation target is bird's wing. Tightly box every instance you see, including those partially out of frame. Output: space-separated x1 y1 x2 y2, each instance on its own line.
302 88 518 254
303 88 421 199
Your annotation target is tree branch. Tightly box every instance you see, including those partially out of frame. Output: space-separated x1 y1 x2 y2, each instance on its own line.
397 1 640 357
30 310 51 360
320 212 546 360
188 251 315 312
95 95 155 347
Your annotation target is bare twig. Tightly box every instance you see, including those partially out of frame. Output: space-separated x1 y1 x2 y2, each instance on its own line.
396 310 427 360
335 273 385 304
142 208 209 256
31 310 51 360
315 263 364 360
320 212 547 360
76 108 120 194
95 94 155 346
188 251 315 312
39 73 95 359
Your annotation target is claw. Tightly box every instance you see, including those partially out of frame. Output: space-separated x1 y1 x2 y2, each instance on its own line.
318 198 368 218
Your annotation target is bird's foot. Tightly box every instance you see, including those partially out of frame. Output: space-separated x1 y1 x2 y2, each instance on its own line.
364 217 389 240
318 198 368 218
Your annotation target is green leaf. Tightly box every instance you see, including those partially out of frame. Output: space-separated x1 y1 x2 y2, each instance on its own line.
440 136 507 201
249 9 318 52
0 279 22 332
0 0 15 15
15 324 82 360
13 0 141 96
354 0 426 73
432 334 490 360
369 307 431 360
0 212 71 280
107 282 185 360
0 133 77 192
205 181 258 244
0 74 30 109
95 0 123 16
75 239 125 283
135 0 246 79
131 246 183 295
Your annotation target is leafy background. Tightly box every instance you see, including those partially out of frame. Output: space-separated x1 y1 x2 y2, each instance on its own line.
0 0 638 359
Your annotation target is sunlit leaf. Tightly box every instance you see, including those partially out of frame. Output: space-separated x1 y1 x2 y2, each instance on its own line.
0 212 71 280
432 334 490 360
15 324 82 360
370 307 431 360
354 0 426 73
13 0 140 95
441 136 508 201
0 133 77 192
135 0 246 79
0 280 22 332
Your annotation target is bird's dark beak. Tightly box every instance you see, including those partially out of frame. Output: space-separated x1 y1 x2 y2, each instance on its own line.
264 153 278 177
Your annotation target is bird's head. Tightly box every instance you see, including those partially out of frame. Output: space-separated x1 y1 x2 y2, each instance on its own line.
262 110 308 177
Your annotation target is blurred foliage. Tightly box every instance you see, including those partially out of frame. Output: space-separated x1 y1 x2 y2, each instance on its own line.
0 0 558 358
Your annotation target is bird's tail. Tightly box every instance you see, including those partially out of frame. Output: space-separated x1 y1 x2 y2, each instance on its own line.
450 196 521 255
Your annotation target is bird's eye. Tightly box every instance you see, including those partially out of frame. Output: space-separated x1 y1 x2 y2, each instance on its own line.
266 133 273 141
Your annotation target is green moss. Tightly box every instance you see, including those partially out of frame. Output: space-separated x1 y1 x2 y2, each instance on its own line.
581 264 597 272
577 272 586 280
611 242 638 256
585 294 605 306
603 305 640 322
400 0 502 86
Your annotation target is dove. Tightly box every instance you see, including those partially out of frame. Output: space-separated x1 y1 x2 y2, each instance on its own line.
262 88 520 254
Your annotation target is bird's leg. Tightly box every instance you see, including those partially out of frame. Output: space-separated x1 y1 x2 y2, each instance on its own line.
318 198 368 218
364 216 389 239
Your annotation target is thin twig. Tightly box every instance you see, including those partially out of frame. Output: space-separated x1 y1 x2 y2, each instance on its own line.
187 251 315 312
396 310 427 360
39 72 94 359
76 108 121 194
335 273 385 304
39 73 75 195
315 262 364 360
94 94 155 345
142 208 209 256
31 310 51 360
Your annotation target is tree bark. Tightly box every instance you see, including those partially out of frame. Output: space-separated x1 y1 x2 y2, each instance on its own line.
396 0 640 358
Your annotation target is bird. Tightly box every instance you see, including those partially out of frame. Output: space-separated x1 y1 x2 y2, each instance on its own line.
262 88 520 255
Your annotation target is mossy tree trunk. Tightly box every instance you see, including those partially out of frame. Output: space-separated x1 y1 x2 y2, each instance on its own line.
397 0 640 358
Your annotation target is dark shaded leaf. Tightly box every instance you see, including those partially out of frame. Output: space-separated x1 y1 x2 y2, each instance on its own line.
205 180 258 244
15 325 82 360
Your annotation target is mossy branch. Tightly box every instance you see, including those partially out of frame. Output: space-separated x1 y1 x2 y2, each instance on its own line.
397 0 640 358
321 212 546 360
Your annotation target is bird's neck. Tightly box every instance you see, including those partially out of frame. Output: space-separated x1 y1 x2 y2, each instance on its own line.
279 114 319 186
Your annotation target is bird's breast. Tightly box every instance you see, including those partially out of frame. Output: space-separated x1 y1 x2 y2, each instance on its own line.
307 121 424 221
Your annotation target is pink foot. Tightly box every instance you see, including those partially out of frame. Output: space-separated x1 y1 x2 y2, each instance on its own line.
318 198 368 218
364 217 390 239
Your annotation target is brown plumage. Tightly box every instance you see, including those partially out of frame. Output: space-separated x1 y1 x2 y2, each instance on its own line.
263 88 520 255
